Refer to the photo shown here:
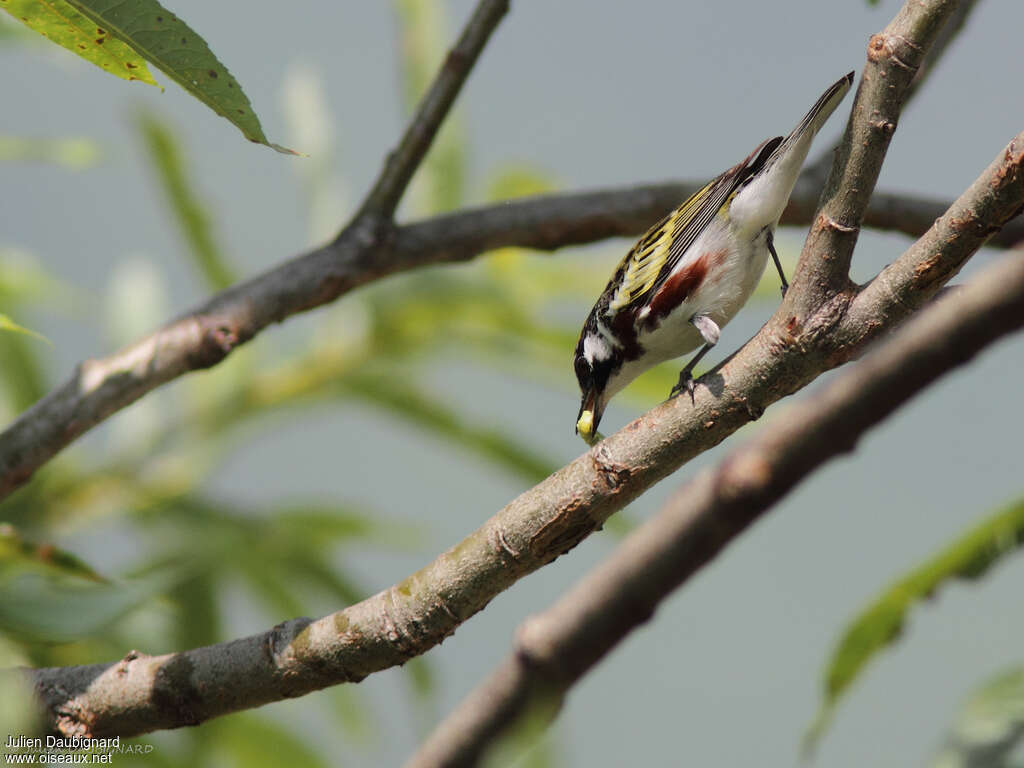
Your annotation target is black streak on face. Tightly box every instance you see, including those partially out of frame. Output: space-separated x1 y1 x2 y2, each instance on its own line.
573 336 613 398
573 309 627 401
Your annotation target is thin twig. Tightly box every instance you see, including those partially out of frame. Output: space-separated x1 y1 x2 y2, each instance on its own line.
407 248 1024 768
354 0 509 222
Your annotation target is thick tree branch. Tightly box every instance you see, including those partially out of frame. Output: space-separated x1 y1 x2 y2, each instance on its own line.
4 179 1022 505
354 0 508 222
792 0 958 315
842 133 1024 339
0 0 1012 502
408 247 1024 768
24 115 1024 739
797 0 980 190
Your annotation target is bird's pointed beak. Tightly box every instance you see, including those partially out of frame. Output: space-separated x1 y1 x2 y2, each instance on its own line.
576 388 604 444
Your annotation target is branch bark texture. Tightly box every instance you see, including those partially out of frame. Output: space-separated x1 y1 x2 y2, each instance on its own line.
3 178 1022 506
3 140 1024 498
407 247 1024 768
0 0 1019 502
27 124 1024 739
14 0 1024 743
792 0 958 316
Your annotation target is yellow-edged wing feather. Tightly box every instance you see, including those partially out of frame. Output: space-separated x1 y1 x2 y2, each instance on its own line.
609 181 718 311
607 135 783 313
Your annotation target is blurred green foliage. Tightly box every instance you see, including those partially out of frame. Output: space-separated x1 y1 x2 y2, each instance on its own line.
396 0 466 214
0 2 582 763
930 665 1024 768
136 112 236 291
0 2 801 764
0 136 101 169
0 251 74 416
806 496 1024 755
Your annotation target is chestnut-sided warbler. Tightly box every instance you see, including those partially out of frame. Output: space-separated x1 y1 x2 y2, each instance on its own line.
574 72 854 441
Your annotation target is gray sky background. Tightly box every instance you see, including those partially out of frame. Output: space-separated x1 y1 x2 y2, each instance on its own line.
3 1 1024 766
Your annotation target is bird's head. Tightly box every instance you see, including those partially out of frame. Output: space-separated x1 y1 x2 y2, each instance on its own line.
573 330 620 442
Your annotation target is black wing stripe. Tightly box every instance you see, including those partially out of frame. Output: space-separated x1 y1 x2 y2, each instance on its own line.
654 136 783 298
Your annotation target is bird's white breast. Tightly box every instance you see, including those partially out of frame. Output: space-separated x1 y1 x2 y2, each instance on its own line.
632 216 770 364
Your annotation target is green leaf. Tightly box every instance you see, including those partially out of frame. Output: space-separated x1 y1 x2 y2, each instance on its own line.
0 136 101 168
930 666 1024 768
0 562 183 643
485 165 558 202
0 313 50 345
0 249 76 308
62 0 296 154
394 0 441 108
286 557 365 608
480 690 562 768
139 496 400 624
330 685 377 746
276 506 420 550
0 523 105 582
166 571 221 649
0 0 157 84
805 496 1024 754
0 325 47 411
136 110 235 290
394 0 464 213
211 712 330 768
421 126 466 213
344 373 558 484
404 655 440 739
405 655 436 702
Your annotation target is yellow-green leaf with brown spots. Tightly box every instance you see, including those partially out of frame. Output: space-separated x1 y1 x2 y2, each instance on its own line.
60 0 296 154
0 0 158 85
62 0 296 154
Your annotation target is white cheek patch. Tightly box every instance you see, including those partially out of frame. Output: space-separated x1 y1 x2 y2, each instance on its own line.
583 333 612 363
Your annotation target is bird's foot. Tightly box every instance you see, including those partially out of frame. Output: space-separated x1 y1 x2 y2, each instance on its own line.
669 370 698 404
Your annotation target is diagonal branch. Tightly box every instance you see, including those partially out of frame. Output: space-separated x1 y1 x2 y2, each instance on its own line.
407 247 1024 768
25 116 1024 739
0 0 512 503
354 0 508 222
791 0 959 315
797 0 981 191
0 0 1009 503
843 133 1024 336
4 177 1023 505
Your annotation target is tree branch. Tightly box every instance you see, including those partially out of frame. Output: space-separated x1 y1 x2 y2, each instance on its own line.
354 0 508 222
407 246 1024 768
842 134 1024 337
24 114 1024 739
0 0 1013 503
796 0 981 191
4 177 1022 504
792 0 959 315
